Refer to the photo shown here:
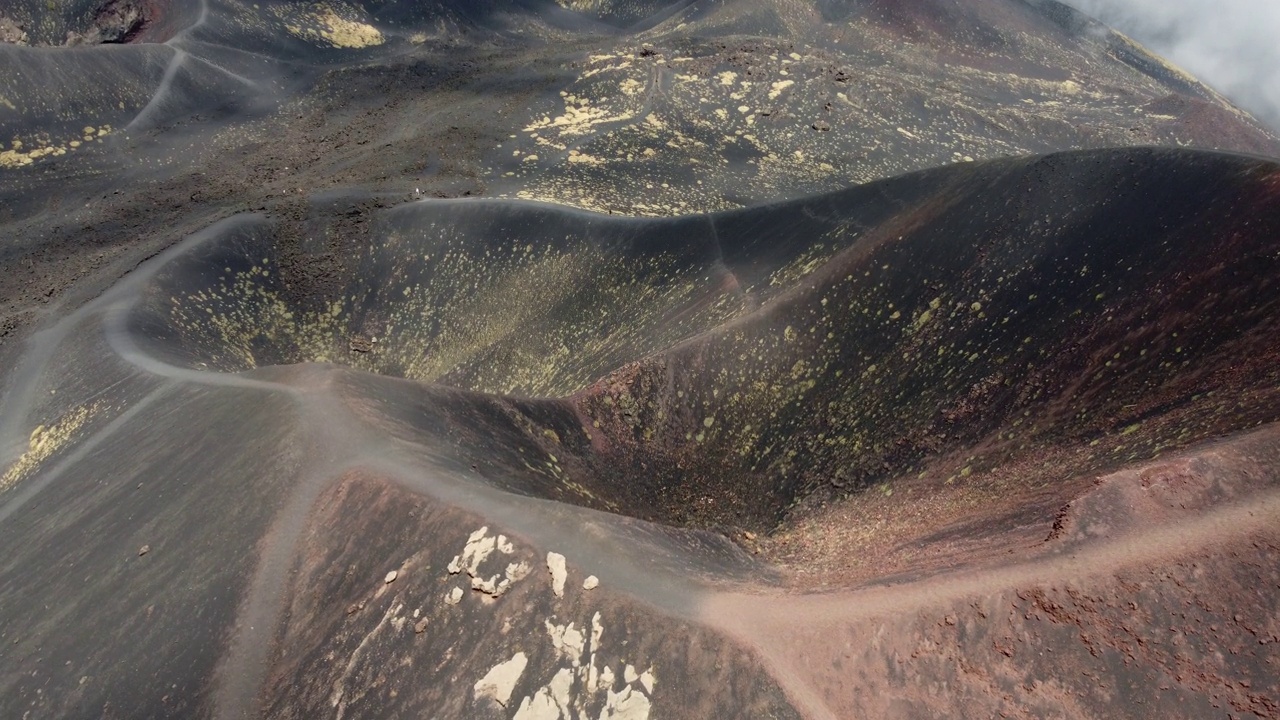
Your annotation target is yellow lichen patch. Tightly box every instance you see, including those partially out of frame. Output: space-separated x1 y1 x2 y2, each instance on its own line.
491 20 1245 217
769 243 833 288
555 0 605 11
1 126 112 169
566 150 605 165
495 45 872 214
356 241 744 396
523 94 634 140
164 233 749 398
279 3 383 49
168 260 347 370
1 403 99 494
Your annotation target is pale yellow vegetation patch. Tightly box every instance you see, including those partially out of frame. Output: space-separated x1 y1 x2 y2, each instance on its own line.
524 97 633 139
556 0 605 11
1 403 100 493
1 126 112 169
281 3 383 49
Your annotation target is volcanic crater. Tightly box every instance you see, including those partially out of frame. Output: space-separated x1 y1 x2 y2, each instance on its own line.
4 0 1280 717
124 148 1280 550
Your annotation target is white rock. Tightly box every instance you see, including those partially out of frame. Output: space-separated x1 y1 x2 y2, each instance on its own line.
590 611 604 649
473 652 528 708
547 668 574 710
444 586 463 605
473 574 503 595
506 561 532 584
545 620 586 665
582 575 599 591
513 690 559 720
384 570 399 584
586 656 601 693
514 668 573 720
599 684 651 720
546 552 567 598
459 533 498 576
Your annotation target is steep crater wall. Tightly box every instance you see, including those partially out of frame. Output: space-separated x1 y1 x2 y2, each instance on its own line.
126 149 1280 535
132 201 755 394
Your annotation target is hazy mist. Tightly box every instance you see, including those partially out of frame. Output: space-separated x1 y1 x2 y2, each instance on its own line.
1065 0 1280 132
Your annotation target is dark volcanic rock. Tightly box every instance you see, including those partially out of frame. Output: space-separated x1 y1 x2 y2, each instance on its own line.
257 474 798 718
64 0 149 45
1 1 1279 718
122 149 1280 538
3 144 1279 717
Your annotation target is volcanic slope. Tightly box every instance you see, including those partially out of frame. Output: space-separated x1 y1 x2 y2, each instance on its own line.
3 0 1279 345
2 146 1279 718
2 0 1280 719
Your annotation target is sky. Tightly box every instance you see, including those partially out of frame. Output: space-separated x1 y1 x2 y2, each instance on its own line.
1065 0 1280 131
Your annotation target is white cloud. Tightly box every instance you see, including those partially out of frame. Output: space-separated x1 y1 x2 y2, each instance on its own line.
1065 0 1280 130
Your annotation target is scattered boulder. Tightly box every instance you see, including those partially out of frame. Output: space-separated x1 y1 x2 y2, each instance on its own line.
0 16 28 45
65 0 149 46
473 652 527 708
546 552 567 598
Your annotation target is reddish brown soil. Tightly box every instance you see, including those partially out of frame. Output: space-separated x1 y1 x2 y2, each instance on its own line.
705 422 1280 719
254 471 800 719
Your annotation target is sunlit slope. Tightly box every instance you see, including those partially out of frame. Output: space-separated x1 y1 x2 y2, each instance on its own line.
3 0 1278 216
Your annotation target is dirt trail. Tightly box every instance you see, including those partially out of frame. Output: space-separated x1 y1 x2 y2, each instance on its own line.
704 485 1280 719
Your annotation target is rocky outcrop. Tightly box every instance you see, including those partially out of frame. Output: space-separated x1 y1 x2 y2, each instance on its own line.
64 0 149 45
